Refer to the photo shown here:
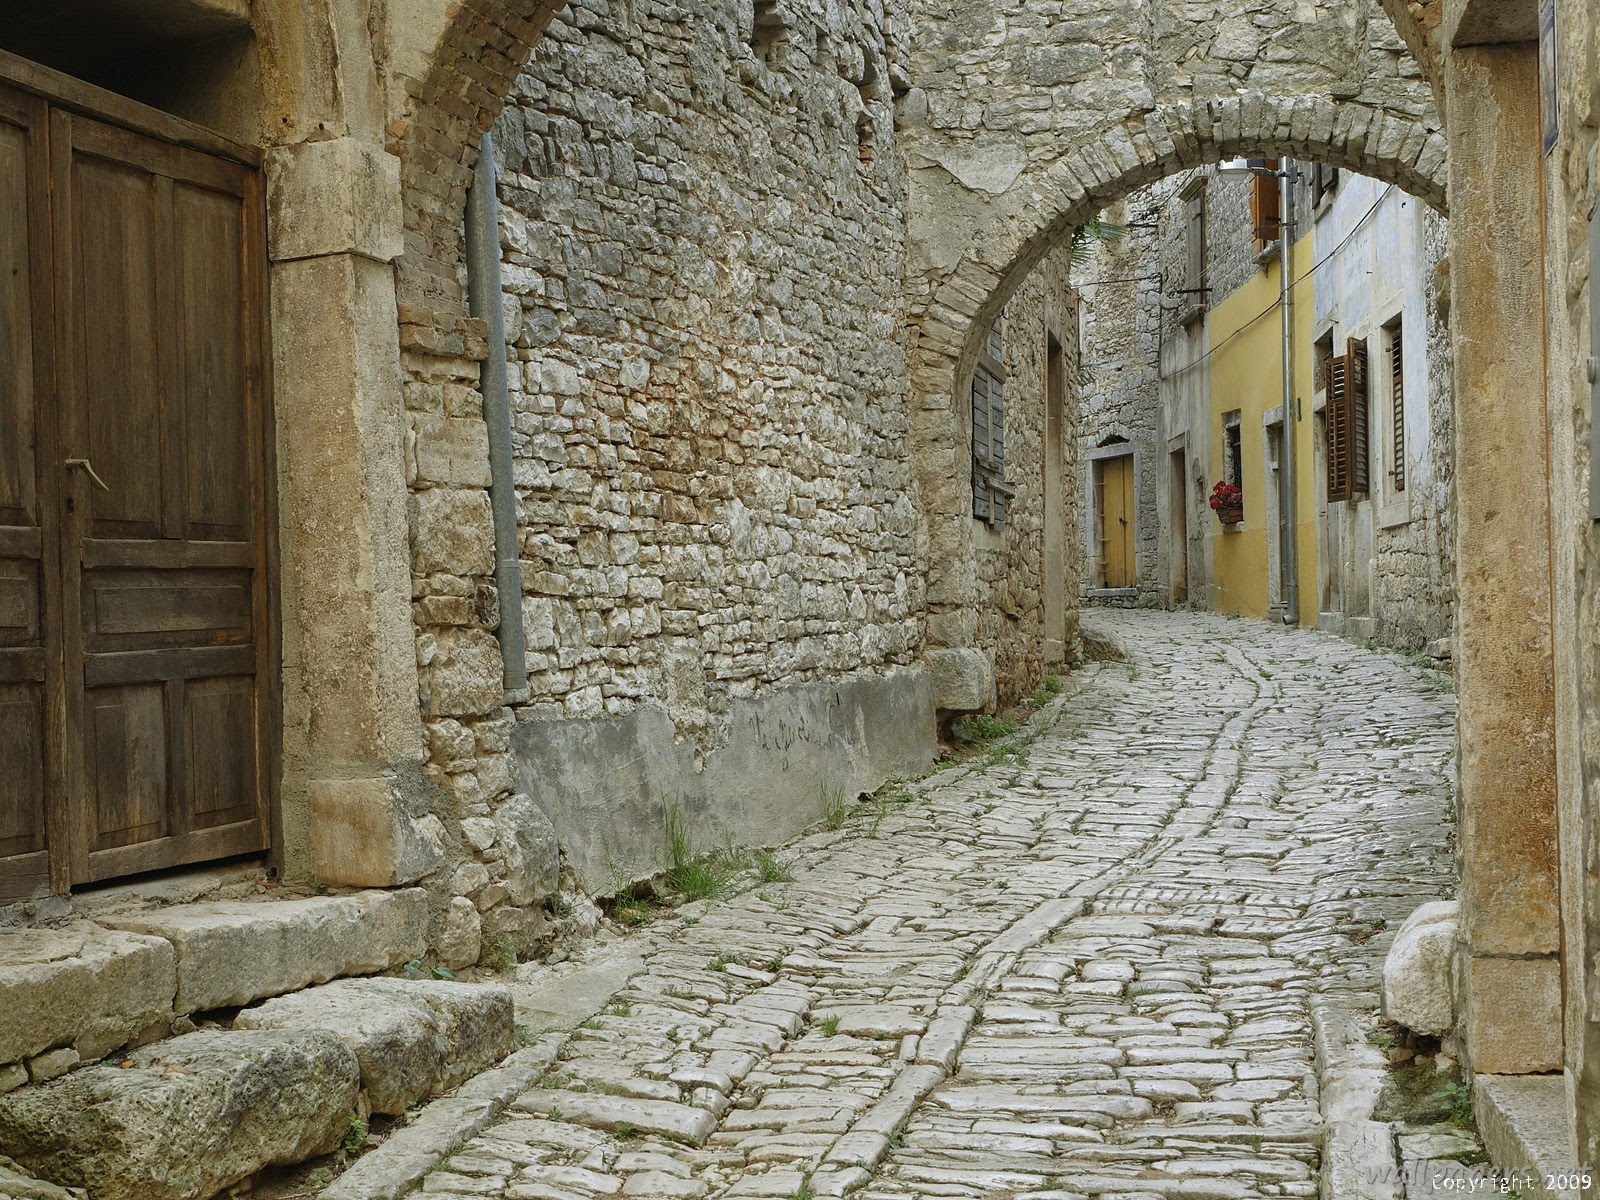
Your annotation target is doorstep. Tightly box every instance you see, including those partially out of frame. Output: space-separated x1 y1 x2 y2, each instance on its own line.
1473 1073 1580 1200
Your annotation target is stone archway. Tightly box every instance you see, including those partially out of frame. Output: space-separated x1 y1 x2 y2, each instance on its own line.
901 94 1449 653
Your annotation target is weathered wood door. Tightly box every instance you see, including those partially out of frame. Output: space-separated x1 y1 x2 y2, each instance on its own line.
0 60 273 901
1097 455 1135 589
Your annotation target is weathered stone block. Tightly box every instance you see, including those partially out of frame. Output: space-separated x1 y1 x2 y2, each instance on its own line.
101 890 428 1014
410 487 495 576
925 647 996 713
266 138 403 263
310 777 446 888
494 792 562 907
0 923 175 1068
236 978 514 1114
0 1030 359 1200
1382 900 1457 1036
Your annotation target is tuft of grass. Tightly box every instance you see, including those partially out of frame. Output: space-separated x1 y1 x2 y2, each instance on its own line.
484 935 517 974
664 807 727 901
580 1016 605 1031
610 895 655 927
823 787 852 830
755 850 792 883
791 1183 816 1200
817 1013 841 1036
956 714 1020 742
708 952 735 972
1442 1080 1473 1128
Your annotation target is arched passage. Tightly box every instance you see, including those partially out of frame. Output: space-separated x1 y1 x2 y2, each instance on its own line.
904 95 1449 659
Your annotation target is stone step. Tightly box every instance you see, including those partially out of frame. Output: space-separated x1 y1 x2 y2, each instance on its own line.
0 977 518 1200
235 977 516 1114
100 889 428 1014
0 889 427 1083
0 1029 359 1200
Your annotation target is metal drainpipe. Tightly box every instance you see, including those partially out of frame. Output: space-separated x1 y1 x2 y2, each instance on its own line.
1278 158 1300 626
466 131 530 701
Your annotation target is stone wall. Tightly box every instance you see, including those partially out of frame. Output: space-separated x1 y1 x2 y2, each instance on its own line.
1371 204 1454 651
1077 196 1166 601
975 247 1081 707
397 0 942 920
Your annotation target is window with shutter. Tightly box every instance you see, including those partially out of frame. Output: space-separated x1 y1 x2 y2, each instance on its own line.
971 318 1008 527
1348 336 1370 497
1313 162 1340 206
1389 323 1406 492
1327 352 1351 502
1251 160 1281 252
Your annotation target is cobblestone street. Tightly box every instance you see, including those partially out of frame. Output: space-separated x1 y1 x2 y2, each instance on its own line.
385 610 1456 1200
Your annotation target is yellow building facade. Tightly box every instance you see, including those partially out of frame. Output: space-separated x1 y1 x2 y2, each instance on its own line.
1204 235 1319 628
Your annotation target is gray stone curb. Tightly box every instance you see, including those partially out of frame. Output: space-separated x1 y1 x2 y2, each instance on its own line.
1311 996 1402 1200
318 1036 563 1200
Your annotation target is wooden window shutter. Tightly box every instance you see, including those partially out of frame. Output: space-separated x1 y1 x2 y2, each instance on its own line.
1252 162 1281 249
1348 336 1370 496
1389 327 1406 492
1327 352 1351 502
971 366 992 522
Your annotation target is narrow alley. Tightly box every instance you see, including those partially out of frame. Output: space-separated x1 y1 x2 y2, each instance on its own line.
338 610 1456 1200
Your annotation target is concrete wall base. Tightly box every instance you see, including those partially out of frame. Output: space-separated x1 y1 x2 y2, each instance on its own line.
510 668 937 896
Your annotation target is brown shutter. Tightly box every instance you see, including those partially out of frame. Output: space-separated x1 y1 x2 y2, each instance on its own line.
1327 353 1351 502
1348 337 1370 496
1252 162 1280 250
971 366 991 522
1390 328 1406 492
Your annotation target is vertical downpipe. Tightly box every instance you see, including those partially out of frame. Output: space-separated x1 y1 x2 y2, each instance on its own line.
466 132 530 700
1279 159 1300 625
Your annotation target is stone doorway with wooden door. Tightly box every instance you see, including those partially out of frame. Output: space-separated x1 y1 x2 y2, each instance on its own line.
1093 449 1136 590
0 52 276 903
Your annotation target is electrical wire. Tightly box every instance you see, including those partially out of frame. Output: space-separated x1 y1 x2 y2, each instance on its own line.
1156 183 1399 382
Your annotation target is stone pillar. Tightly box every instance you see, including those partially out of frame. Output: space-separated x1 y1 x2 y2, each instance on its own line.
266 138 443 888
1444 37 1562 1075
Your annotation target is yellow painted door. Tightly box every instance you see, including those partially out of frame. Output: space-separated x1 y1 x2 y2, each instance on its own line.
1099 456 1135 588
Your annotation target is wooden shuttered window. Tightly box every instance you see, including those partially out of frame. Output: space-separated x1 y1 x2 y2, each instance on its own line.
972 319 1011 527
1325 337 1372 502
1389 324 1406 492
1250 160 1281 252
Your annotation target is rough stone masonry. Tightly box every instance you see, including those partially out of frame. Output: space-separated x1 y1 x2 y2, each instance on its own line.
392 0 1083 954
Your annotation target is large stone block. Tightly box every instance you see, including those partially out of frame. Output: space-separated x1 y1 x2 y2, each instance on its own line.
101 890 427 1014
0 1030 359 1200
266 138 403 263
1382 900 1457 1036
235 978 516 1114
0 924 175 1068
924 647 996 713
311 777 446 888
494 793 562 907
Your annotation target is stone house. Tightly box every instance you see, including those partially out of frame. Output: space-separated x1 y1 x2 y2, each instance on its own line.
0 0 1594 1186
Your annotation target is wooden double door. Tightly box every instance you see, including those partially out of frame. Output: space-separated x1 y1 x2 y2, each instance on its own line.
1096 454 1135 589
0 65 274 901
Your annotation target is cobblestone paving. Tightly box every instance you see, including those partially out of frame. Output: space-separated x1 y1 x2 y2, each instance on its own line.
412 611 1456 1199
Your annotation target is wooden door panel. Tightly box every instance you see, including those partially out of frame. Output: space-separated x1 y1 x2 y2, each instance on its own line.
73 153 164 537
175 182 251 541
184 677 257 831
0 84 59 902
87 683 169 852
0 687 47 870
